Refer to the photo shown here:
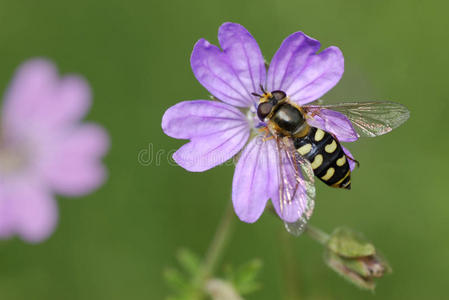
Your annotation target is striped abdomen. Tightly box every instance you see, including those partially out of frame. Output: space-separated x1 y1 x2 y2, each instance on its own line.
294 127 351 189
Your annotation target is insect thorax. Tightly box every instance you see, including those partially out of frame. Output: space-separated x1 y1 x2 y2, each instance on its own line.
270 102 306 136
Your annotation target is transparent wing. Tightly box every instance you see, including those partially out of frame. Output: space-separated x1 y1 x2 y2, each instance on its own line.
274 136 315 236
304 101 410 138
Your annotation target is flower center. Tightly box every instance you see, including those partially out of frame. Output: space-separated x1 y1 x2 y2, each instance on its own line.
244 106 271 142
0 131 29 177
245 108 256 128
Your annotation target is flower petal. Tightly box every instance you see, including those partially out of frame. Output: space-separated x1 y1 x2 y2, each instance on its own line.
232 136 278 223
218 23 266 99
2 59 55 127
49 75 91 126
162 100 248 139
2 59 91 131
0 183 57 243
173 124 249 172
162 100 250 172
306 108 358 142
267 32 344 105
272 191 310 223
341 145 357 171
191 23 265 107
41 124 109 196
267 33 320 94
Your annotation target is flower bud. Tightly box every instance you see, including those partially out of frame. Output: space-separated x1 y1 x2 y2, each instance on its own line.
324 227 391 290
205 279 243 300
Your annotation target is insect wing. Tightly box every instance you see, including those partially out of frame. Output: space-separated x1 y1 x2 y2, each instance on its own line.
274 136 315 236
304 101 410 138
302 106 358 142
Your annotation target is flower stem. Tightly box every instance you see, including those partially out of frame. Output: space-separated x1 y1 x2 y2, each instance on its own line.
194 201 235 298
304 225 330 245
280 228 302 300
267 202 330 246
202 201 234 278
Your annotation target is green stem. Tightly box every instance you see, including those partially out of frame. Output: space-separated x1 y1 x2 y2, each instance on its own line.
267 202 330 246
304 225 330 245
280 229 302 300
193 201 235 298
202 202 234 279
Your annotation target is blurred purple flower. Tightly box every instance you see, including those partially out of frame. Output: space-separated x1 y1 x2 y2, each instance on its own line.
0 59 109 243
162 23 356 223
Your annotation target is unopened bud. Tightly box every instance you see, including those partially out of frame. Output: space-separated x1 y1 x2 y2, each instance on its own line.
205 278 243 300
324 227 391 290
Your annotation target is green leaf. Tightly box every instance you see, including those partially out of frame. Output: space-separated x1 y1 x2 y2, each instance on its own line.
176 248 201 276
164 267 188 291
227 259 263 295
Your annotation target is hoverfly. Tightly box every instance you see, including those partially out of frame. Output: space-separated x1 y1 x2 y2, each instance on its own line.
252 86 410 235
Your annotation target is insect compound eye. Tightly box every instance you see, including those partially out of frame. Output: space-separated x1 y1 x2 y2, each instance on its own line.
257 102 273 121
271 90 286 102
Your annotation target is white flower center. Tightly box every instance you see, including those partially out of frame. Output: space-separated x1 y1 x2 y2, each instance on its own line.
245 108 256 129
245 106 264 130
0 132 29 177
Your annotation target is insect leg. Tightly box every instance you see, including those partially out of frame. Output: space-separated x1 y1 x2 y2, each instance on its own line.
346 155 360 168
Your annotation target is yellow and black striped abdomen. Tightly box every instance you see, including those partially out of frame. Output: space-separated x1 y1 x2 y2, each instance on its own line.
294 127 351 189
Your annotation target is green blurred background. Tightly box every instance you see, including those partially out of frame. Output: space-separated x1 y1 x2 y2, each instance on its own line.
0 0 447 299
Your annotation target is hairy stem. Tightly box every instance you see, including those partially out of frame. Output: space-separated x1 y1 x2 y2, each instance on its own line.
304 225 330 245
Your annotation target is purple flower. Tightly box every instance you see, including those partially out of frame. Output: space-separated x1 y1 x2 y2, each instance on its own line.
162 23 357 223
0 59 109 243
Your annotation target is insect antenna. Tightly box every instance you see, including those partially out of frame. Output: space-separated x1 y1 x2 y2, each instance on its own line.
259 84 267 94
251 92 262 97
